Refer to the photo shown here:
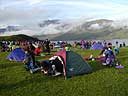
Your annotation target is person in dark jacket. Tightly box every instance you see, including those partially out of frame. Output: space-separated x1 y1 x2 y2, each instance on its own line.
44 39 51 55
23 45 36 71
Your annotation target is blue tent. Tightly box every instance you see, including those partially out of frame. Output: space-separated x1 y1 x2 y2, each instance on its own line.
90 42 103 50
7 48 25 62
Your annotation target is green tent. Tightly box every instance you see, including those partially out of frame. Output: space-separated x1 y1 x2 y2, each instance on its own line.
54 50 92 79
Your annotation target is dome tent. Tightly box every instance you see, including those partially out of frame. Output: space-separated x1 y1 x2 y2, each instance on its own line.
90 42 103 50
7 48 25 62
54 50 92 79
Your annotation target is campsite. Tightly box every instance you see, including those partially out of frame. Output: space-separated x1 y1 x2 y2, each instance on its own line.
1 0 128 96
0 44 128 96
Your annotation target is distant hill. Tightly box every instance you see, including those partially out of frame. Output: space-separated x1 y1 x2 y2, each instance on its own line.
35 19 128 40
33 34 62 40
0 34 38 41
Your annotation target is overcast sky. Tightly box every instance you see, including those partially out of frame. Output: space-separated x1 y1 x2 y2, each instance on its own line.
1 0 128 25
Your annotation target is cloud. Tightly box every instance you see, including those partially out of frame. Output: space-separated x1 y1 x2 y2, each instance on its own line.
27 0 46 5
88 23 102 30
1 0 128 26
0 9 44 25
0 30 38 36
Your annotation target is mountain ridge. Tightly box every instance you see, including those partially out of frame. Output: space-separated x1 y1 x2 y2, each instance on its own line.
35 19 128 40
1 19 128 40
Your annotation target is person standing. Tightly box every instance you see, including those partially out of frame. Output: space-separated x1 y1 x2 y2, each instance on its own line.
116 41 119 48
44 39 51 55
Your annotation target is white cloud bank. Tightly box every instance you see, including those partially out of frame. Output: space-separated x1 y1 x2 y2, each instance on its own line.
1 0 128 35
1 0 128 25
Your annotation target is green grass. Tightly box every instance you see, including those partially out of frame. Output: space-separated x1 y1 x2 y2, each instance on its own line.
0 48 128 96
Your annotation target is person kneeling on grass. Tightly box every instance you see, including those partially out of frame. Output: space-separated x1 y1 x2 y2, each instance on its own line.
23 46 40 73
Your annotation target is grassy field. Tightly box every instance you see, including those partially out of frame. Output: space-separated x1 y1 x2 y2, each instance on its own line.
0 48 128 96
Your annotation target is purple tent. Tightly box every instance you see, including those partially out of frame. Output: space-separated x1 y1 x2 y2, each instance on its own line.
7 48 25 62
90 43 103 50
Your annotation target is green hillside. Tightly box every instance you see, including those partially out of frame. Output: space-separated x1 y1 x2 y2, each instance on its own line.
0 34 39 41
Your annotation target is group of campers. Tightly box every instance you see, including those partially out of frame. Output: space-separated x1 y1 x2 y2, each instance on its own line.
4 39 126 78
22 41 124 77
23 44 63 76
0 39 52 55
84 42 119 66
73 40 126 50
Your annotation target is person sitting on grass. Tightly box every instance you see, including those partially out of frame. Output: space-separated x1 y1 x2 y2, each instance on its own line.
36 56 63 76
102 47 117 66
99 47 108 58
36 60 53 75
